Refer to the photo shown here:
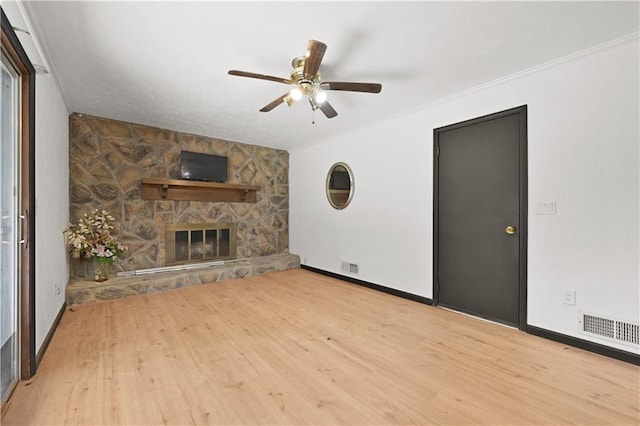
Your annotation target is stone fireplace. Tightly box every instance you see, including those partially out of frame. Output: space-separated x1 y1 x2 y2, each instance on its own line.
66 113 299 304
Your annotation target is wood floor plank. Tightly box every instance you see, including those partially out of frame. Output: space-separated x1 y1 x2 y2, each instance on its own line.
3 269 638 425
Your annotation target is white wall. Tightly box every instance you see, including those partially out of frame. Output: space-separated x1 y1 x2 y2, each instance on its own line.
34 73 69 352
290 36 639 354
4 1 71 353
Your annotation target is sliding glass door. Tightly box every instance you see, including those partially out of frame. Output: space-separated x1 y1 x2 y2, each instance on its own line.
0 50 20 405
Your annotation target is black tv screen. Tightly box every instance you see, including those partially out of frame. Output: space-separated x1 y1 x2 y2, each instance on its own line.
180 151 228 183
331 171 350 190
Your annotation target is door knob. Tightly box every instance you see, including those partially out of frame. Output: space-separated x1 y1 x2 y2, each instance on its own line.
505 225 516 235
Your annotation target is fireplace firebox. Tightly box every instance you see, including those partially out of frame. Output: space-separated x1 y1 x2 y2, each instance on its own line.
165 223 236 266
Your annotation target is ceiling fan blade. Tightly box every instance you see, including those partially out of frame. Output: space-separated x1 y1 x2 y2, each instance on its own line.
303 40 327 80
228 70 293 85
320 81 382 93
319 101 338 119
260 94 288 112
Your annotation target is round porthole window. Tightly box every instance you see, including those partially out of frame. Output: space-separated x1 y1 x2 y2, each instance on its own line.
326 162 354 209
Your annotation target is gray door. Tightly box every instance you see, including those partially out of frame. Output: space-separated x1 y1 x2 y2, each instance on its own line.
434 106 527 327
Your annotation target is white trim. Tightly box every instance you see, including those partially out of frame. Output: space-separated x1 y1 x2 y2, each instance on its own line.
367 31 640 132
16 0 70 110
436 31 639 104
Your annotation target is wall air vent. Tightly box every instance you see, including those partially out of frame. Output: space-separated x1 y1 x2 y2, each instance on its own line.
616 322 640 345
341 261 359 275
583 314 615 339
579 312 639 347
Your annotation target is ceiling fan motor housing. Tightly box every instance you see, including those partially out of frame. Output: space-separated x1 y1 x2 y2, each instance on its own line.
290 56 320 87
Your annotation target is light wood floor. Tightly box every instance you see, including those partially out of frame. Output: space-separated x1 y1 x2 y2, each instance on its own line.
3 269 639 425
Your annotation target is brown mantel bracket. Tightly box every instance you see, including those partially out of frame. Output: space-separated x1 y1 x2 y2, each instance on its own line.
140 178 260 203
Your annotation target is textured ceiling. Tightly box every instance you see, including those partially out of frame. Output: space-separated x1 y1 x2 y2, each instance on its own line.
17 1 640 150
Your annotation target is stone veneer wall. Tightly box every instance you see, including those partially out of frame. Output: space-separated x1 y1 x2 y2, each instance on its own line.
69 113 289 278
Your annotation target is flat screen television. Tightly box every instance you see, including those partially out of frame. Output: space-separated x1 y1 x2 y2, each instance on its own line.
330 170 351 190
180 151 228 183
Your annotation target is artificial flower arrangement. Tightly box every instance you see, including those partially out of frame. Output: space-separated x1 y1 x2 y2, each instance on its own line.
64 209 127 280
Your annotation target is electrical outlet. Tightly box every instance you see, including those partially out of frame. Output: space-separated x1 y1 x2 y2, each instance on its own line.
55 285 61 296
533 201 557 215
562 289 575 305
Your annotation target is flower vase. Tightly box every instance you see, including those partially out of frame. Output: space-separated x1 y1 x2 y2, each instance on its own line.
93 260 109 282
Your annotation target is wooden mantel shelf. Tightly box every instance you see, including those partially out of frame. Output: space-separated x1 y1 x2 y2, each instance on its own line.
141 178 260 203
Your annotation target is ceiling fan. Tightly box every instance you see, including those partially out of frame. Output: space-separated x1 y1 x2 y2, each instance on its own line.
228 40 382 119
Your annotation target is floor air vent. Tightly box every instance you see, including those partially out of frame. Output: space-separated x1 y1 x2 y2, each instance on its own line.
580 312 639 347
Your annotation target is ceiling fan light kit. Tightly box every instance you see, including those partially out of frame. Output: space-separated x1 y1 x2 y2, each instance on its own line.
228 40 382 119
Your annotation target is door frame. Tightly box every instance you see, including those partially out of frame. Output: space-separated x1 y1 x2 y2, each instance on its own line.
1 9 36 380
433 105 528 330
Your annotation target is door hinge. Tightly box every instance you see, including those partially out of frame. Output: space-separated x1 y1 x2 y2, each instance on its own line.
436 145 440 156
